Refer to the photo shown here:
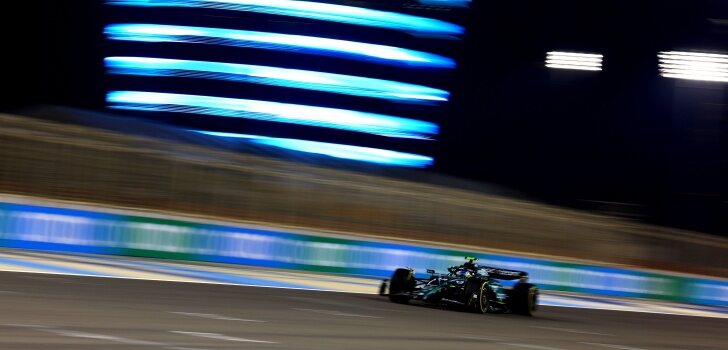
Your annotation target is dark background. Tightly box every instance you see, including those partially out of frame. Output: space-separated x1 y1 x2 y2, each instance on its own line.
1 0 726 236
440 0 728 235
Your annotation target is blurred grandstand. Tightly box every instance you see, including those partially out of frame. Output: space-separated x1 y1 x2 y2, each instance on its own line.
1 106 725 278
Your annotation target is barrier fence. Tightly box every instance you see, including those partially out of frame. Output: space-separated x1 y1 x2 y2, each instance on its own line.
1 200 725 306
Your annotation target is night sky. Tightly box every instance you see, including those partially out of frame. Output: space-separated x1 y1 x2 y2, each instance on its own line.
2 1 726 235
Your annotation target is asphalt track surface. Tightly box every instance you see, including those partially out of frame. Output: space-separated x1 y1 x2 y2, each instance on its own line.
0 271 726 350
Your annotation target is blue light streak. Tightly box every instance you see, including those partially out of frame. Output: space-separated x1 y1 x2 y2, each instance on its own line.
104 24 455 68
418 0 471 8
107 91 438 139
106 0 464 37
194 130 434 167
105 57 449 103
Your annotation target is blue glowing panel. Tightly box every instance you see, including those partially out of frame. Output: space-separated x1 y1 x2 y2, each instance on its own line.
106 0 464 37
107 91 439 139
418 0 471 8
195 131 434 167
104 24 455 68
105 57 449 104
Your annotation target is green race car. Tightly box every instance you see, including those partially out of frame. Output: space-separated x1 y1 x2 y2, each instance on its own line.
379 257 538 316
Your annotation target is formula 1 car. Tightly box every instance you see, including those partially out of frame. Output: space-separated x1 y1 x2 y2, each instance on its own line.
379 257 538 316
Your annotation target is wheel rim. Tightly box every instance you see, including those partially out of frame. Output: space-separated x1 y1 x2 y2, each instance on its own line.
478 282 487 313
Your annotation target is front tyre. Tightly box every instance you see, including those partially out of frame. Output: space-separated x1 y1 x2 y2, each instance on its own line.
511 282 538 316
388 268 414 304
463 279 489 314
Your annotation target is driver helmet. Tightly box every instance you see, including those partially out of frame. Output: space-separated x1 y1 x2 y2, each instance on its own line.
456 268 471 278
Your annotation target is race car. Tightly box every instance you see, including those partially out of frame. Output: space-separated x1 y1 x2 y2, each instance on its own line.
379 257 538 316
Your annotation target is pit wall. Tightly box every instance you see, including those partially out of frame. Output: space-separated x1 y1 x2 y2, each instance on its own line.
0 199 725 306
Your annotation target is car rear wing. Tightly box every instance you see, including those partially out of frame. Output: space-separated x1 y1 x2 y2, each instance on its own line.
481 267 528 280
426 269 448 279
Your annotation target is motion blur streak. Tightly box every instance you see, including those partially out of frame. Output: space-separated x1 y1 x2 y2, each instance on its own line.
104 24 456 68
1 197 726 305
546 51 603 71
105 57 449 103
106 0 464 36
196 131 434 167
658 51 728 82
107 91 439 139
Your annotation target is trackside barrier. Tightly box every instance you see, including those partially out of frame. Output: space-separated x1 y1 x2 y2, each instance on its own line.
0 201 725 306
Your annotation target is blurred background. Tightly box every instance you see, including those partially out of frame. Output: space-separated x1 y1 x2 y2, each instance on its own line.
0 0 726 277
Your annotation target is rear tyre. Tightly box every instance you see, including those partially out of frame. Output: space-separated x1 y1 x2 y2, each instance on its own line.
463 279 489 314
388 268 414 304
511 282 538 316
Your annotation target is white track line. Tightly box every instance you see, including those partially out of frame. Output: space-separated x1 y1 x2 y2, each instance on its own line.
3 323 213 349
500 342 568 350
2 324 164 346
2 323 50 329
169 311 266 322
45 329 163 345
170 331 277 344
460 335 502 342
530 326 613 336
293 308 382 318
